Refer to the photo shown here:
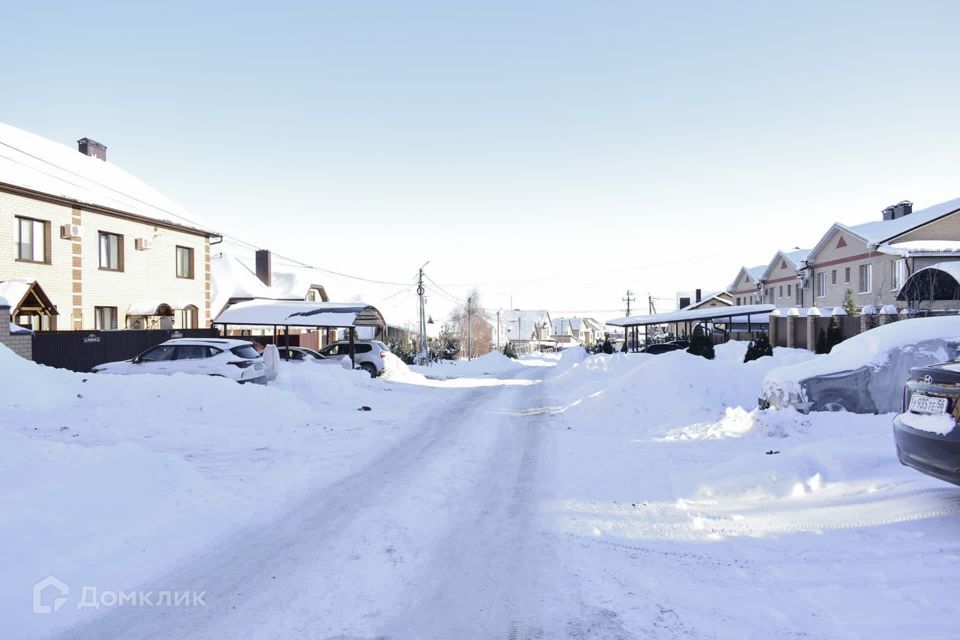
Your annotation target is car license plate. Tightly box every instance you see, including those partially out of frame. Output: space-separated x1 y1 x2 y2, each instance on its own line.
254 363 264 370
910 394 948 415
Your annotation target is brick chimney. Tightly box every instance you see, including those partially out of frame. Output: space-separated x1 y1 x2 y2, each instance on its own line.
695 288 702 303
255 249 272 287
77 138 107 161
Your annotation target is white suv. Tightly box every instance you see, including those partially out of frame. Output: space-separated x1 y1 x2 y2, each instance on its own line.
92 338 267 384
318 340 390 377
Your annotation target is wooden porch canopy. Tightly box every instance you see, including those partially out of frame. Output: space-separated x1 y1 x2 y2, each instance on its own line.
0 279 58 329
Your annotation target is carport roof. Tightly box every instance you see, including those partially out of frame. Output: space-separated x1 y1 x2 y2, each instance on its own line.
606 304 775 327
213 299 385 328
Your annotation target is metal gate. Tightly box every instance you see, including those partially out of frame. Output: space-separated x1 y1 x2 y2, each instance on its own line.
32 328 220 372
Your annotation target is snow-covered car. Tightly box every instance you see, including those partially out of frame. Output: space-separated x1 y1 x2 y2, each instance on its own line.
92 338 267 383
319 340 390 377
893 361 960 486
761 316 960 414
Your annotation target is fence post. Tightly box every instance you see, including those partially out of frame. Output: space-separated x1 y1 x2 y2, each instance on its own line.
768 315 777 346
806 315 818 352
786 316 795 349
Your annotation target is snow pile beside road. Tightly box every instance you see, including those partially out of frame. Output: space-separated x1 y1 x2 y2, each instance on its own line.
547 342 816 434
0 343 432 637
380 352 430 384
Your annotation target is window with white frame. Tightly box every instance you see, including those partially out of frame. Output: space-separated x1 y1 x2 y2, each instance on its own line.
16 216 47 262
859 264 872 294
176 246 194 279
95 306 118 331
816 272 826 298
891 259 907 291
99 232 123 270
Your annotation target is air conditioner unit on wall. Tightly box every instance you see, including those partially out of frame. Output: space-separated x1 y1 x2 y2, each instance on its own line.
60 224 81 239
135 237 154 251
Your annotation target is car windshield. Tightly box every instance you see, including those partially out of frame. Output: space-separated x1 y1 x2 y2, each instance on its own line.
230 344 261 359
139 345 177 362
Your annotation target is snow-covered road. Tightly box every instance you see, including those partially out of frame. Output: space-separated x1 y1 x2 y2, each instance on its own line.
53 366 565 639
6 344 960 639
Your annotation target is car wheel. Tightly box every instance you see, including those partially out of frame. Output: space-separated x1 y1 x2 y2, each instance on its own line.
360 362 378 378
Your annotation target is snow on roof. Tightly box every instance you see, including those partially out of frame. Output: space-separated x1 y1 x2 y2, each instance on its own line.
552 317 585 333
211 248 427 330
729 265 767 291
0 121 214 235
608 304 775 327
843 197 960 246
879 240 960 257
213 299 384 328
0 279 34 309
782 248 812 266
680 291 729 311
9 323 32 335
210 253 278 317
500 309 551 341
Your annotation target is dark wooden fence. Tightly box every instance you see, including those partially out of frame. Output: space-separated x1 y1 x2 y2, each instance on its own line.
32 328 221 372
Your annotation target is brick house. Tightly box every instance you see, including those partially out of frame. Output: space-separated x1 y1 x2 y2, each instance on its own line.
800 198 960 310
728 265 766 307
0 122 218 331
757 248 811 308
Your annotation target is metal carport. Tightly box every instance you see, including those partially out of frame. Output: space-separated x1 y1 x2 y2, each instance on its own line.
212 300 387 366
606 304 775 350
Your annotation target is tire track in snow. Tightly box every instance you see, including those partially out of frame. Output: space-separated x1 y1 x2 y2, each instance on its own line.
53 383 509 640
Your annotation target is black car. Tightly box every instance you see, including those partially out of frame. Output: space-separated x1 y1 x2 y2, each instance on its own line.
893 362 960 486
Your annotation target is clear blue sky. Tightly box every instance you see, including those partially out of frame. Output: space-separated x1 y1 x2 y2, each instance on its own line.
4 0 960 320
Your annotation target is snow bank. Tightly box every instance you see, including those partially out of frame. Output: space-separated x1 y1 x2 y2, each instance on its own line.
545 342 816 434
0 343 431 637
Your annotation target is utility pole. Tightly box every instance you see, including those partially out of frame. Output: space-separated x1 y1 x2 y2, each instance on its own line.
648 294 657 315
513 316 522 354
417 261 430 365
466 296 473 360
622 290 636 317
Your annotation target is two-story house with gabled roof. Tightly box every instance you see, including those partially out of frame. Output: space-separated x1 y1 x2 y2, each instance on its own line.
800 198 960 310
0 121 219 331
758 248 811 308
728 265 766 307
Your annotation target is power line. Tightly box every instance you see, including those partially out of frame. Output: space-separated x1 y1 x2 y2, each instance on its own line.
423 274 465 304
436 249 755 287
222 237 412 286
0 140 415 288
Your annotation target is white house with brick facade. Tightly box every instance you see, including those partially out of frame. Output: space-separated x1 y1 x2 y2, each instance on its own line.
0 121 218 332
